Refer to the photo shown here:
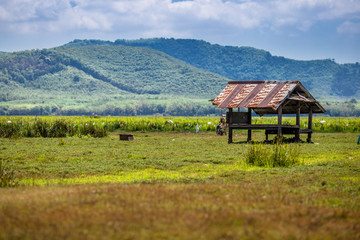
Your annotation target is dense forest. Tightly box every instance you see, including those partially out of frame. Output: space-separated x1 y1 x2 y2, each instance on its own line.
63 38 360 99
0 46 229 116
0 38 359 116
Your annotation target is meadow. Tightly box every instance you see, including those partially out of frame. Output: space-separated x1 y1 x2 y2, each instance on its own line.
0 116 360 239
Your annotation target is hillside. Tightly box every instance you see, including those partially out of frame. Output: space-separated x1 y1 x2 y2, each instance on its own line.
62 38 360 99
0 46 230 115
1 38 360 116
55 45 228 96
114 39 360 99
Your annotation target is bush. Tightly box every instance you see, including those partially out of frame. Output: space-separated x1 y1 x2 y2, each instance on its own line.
0 121 21 138
0 118 108 138
34 121 49 137
80 122 108 138
49 120 73 137
245 142 301 167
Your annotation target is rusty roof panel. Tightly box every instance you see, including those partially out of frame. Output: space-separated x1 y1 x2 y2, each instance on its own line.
248 84 277 108
212 84 236 105
237 83 266 108
214 81 299 110
256 83 285 108
213 80 326 114
267 83 298 110
218 84 245 108
227 84 257 108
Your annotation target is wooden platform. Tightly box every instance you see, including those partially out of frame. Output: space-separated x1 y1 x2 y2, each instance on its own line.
228 122 313 143
228 124 312 143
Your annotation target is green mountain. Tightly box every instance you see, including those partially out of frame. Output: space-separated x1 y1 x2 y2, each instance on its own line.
61 38 360 99
113 38 360 99
62 38 360 99
0 46 230 116
1 38 359 116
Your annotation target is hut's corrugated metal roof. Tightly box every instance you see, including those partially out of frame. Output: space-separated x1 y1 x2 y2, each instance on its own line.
213 81 326 114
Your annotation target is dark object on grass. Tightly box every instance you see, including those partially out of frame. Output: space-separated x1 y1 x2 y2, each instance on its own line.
120 134 134 141
216 117 227 136
357 134 360 144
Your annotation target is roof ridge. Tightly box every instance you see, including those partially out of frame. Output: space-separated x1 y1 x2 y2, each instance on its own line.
228 80 300 84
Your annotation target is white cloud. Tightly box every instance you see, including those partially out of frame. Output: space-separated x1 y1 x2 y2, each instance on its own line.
337 21 360 34
0 0 69 22
316 0 360 20
0 0 359 63
61 7 112 31
0 0 360 36
0 6 8 20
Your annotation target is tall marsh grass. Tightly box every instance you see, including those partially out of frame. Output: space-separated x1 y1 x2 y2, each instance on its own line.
245 143 301 167
0 118 108 138
0 116 359 138
0 116 217 138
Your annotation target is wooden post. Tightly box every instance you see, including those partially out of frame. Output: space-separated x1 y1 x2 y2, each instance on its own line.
295 103 300 142
228 108 233 144
277 105 282 142
247 108 252 142
307 108 313 143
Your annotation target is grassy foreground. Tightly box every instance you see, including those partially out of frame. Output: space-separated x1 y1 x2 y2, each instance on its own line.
0 131 359 239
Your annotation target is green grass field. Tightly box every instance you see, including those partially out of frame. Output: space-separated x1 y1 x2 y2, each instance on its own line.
1 128 360 239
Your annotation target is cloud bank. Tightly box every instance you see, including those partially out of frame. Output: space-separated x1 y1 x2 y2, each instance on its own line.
1 0 359 36
0 0 359 62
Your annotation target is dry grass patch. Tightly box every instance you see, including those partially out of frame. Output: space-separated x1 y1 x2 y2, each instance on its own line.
1 182 359 240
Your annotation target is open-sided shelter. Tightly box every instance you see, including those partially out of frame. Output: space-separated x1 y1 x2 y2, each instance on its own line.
212 81 326 143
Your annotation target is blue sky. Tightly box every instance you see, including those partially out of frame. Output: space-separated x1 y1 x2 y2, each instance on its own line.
0 0 359 63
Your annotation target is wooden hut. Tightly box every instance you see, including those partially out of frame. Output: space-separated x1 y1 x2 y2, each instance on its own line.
212 81 326 143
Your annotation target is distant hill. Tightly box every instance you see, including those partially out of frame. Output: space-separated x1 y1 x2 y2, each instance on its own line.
1 38 359 116
0 46 230 115
55 45 229 96
114 39 360 99
62 38 360 99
